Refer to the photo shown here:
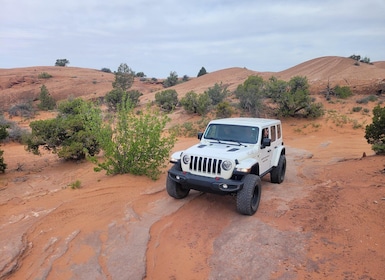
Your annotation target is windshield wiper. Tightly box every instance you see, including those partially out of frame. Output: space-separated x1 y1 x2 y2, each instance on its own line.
219 139 246 146
209 139 223 144
208 138 247 146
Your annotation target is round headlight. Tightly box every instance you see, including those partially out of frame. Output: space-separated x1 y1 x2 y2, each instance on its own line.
182 154 190 165
222 160 233 171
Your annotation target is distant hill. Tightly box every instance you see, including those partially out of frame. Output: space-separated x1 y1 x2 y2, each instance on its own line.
1 56 384 111
276 56 385 94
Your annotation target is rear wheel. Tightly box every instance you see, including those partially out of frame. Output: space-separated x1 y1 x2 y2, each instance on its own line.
270 154 286 184
236 174 262 215
166 164 190 199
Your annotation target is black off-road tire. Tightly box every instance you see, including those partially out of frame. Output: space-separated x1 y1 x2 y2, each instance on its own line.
270 154 286 184
166 164 190 199
236 174 262 215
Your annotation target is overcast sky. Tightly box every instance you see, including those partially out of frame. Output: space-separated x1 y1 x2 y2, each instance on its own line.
1 0 384 78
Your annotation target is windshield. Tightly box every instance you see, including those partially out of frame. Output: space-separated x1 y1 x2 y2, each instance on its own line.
203 124 259 144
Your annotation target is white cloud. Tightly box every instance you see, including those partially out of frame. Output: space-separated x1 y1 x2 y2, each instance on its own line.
1 0 384 77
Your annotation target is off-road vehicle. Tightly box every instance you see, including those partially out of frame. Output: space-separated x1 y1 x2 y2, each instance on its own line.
166 118 286 215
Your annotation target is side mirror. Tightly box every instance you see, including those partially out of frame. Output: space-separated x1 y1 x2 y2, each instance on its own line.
198 132 203 140
262 137 271 148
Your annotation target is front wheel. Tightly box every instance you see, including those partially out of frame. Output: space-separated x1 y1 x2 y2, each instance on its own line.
270 154 286 184
236 174 262 215
166 165 190 199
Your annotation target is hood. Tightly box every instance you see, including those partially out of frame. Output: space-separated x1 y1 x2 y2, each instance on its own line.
183 141 256 161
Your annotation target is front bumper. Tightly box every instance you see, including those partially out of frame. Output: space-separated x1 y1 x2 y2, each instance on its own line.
168 167 244 195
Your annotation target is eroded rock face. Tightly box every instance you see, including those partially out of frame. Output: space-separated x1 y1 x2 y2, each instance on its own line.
0 166 190 279
1 143 385 279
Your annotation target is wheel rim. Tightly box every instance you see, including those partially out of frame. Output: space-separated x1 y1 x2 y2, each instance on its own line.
251 185 260 210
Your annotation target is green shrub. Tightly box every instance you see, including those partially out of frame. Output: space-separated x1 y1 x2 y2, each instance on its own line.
0 122 8 173
349 54 361 61
234 75 265 116
69 180 82 189
304 102 325 118
169 118 209 137
126 90 143 107
356 98 366 104
327 111 349 127
136 72 145 77
112 63 135 91
196 117 210 132
180 91 212 116
105 89 143 111
180 91 199 114
371 143 385 154
0 149 5 173
352 120 363 129
38 85 56 110
8 101 35 118
182 122 196 137
352 106 362 112
101 68 112 73
360 56 371 64
105 89 125 111
356 95 378 104
196 92 212 115
368 95 377 102
38 72 52 79
6 123 29 143
0 115 10 131
92 100 176 180
206 83 229 105
25 98 102 160
55 59 69 66
197 67 207 77
179 122 199 137
215 101 233 118
334 85 353 99
155 89 178 112
163 71 179 88
265 76 287 100
265 76 325 118
365 105 385 154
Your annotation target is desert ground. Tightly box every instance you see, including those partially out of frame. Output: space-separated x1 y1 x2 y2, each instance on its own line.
0 56 385 279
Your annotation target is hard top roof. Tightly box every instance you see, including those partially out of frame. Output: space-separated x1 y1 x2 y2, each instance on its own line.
209 118 280 127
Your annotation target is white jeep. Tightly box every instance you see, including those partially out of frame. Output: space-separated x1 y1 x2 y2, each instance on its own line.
167 118 286 215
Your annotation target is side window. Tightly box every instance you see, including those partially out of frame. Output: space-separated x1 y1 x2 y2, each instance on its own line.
277 124 281 139
270 125 276 142
261 127 269 143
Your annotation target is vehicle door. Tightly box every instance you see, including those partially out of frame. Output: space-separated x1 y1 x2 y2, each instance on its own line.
258 126 273 174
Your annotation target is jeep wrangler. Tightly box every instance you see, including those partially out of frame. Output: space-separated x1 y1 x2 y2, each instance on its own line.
166 118 286 215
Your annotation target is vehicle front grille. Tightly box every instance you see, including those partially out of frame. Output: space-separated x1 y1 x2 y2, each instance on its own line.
188 156 222 175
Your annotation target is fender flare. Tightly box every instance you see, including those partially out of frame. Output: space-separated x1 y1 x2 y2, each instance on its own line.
272 146 286 167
